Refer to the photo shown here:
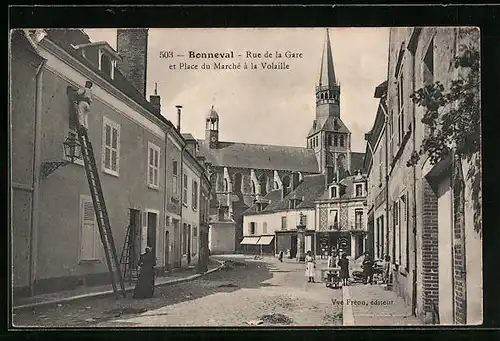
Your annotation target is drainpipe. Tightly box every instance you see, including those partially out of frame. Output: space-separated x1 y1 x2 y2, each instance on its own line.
29 58 47 296
411 51 419 318
381 101 390 265
163 124 173 272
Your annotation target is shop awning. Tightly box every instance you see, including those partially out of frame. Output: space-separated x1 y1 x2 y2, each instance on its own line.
257 236 275 245
240 236 260 245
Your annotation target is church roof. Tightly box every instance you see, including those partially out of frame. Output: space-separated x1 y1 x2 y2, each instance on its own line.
206 106 219 121
197 140 320 173
350 152 366 174
318 28 338 87
308 116 351 136
244 174 327 215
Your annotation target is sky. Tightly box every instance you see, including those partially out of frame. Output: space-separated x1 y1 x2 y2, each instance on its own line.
85 28 389 153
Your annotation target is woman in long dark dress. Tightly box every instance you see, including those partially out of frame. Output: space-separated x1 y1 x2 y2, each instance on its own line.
338 253 349 286
133 247 156 299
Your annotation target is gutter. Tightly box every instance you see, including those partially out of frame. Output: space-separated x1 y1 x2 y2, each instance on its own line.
29 58 47 297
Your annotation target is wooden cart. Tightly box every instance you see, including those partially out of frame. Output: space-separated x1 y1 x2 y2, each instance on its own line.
321 267 341 289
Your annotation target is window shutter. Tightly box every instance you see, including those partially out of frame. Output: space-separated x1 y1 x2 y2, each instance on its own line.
81 199 97 260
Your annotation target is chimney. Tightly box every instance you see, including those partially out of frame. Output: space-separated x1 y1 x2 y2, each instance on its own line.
149 83 161 115
291 172 300 191
116 29 148 98
176 105 182 132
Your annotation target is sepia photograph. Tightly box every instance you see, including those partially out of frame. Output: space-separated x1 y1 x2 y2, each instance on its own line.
9 27 482 327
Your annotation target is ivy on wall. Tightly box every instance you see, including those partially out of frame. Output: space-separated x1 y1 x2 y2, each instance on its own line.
407 29 481 234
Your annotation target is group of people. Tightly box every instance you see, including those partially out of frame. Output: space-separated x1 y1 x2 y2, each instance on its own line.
301 249 392 286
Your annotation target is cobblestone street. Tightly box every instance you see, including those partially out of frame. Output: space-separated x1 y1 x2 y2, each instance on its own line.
13 256 343 328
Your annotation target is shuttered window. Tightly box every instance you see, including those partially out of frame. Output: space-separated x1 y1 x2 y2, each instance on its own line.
102 117 120 176
147 142 160 188
192 180 198 210
183 174 188 205
80 196 100 261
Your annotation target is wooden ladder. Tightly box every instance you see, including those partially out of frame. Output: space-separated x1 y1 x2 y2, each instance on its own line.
77 127 126 298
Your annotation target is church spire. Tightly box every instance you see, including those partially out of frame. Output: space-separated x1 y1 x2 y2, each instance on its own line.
318 28 337 87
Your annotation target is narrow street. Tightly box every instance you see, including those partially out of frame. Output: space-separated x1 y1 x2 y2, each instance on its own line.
13 256 343 327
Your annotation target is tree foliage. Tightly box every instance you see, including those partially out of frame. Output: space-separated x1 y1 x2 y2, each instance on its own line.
408 30 481 233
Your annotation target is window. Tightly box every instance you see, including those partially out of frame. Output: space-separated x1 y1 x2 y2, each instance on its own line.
339 135 345 147
355 184 363 197
183 174 188 205
147 142 160 188
334 135 338 147
423 39 434 138
80 195 100 261
328 134 332 146
329 210 339 229
378 148 383 186
250 222 256 235
224 179 229 192
355 209 363 230
263 222 268 234
401 194 409 272
192 180 198 210
393 201 401 264
315 136 318 147
330 186 338 198
281 216 287 230
172 160 178 197
192 226 198 256
397 72 405 146
102 117 120 176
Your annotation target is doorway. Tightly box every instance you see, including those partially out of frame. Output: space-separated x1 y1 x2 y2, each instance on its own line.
164 230 170 272
290 235 297 258
129 209 141 268
173 219 180 268
147 212 157 260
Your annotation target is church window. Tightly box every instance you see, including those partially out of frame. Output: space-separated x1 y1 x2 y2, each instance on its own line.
328 134 332 146
334 135 338 147
224 179 229 192
315 136 319 147
233 173 242 194
339 135 345 147
251 181 256 194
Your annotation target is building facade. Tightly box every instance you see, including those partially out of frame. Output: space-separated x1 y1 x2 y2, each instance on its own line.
10 29 211 298
375 27 482 324
363 81 389 261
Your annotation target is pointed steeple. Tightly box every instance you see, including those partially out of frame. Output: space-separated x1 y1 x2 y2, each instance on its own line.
318 28 338 87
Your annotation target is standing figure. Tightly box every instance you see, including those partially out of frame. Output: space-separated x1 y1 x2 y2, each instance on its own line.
133 247 156 299
75 81 93 131
305 250 316 283
338 253 350 286
362 252 374 285
383 254 391 284
278 250 284 263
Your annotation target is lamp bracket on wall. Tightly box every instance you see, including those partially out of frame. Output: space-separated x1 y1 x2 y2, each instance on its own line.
40 160 70 179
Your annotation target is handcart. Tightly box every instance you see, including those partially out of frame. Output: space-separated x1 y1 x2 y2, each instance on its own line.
321 267 341 289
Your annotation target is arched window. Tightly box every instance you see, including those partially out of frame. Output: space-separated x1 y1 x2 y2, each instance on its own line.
251 181 256 194
334 135 338 147
339 135 345 147
224 179 229 192
328 134 332 146
274 181 279 189
233 173 242 194
282 175 291 189
258 174 268 196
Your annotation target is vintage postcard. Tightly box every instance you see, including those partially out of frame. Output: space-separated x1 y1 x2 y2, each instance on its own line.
10 27 482 327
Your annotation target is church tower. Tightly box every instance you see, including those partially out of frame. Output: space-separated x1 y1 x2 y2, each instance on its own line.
205 106 219 149
307 29 352 183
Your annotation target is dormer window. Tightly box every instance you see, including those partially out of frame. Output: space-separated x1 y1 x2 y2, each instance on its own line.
71 41 121 80
330 185 339 199
355 183 364 197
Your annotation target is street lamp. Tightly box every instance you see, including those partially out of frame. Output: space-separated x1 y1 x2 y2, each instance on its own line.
63 134 82 163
